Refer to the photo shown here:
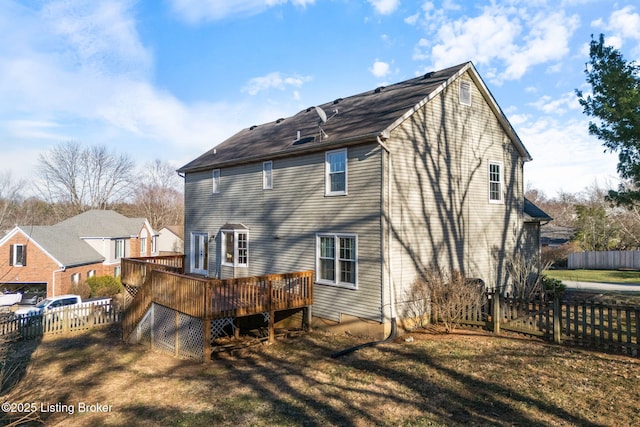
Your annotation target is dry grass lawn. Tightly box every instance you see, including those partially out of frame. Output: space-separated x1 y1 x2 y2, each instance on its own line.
1 325 639 426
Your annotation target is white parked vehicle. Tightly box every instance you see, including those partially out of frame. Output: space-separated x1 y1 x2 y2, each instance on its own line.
0 292 22 307
14 294 111 318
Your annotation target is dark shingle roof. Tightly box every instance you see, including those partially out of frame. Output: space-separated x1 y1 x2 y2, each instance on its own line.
524 198 553 222
178 62 531 173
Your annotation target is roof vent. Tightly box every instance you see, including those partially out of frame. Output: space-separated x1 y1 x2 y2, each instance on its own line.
306 107 313 112
333 98 343 105
374 86 385 93
249 125 258 130
293 136 315 145
276 118 285 124
423 71 434 79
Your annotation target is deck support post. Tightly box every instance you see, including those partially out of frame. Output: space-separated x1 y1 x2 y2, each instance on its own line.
268 280 275 344
203 317 212 363
302 306 312 331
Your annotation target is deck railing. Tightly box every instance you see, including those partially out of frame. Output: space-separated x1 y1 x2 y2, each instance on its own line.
120 255 184 287
121 256 314 345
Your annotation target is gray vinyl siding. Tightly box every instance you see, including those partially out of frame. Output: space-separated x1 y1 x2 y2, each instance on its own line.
184 143 384 322
387 70 524 316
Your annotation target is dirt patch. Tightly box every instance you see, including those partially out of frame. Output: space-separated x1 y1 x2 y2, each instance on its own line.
1 325 639 426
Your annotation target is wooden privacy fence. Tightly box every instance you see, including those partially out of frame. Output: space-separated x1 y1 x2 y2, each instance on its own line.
568 250 640 270
0 301 121 340
456 292 639 357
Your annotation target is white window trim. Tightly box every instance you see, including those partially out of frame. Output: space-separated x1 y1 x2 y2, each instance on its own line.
263 161 273 190
325 148 348 196
315 233 358 289
489 161 504 204
11 244 25 266
221 230 249 268
115 239 125 259
212 169 220 194
459 80 472 106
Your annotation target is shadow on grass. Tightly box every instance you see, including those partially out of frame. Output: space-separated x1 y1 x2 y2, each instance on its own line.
3 327 635 426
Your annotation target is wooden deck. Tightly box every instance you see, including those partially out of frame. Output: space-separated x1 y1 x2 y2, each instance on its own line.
120 257 314 358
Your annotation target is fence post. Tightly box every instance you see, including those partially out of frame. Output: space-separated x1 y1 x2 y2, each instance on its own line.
492 291 501 335
553 291 562 344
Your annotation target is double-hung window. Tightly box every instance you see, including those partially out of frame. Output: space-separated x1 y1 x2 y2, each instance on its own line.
9 244 26 266
221 227 249 267
140 237 147 256
115 239 125 259
325 149 347 196
263 161 273 190
489 161 503 203
317 234 357 288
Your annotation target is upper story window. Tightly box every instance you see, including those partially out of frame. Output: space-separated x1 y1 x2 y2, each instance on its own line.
489 161 503 203
115 239 125 259
459 80 472 106
325 149 347 196
87 270 96 278
212 169 220 194
9 244 26 266
71 273 81 285
316 233 357 289
221 226 249 268
263 161 273 190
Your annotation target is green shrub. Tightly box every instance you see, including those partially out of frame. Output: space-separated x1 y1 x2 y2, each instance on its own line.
542 275 566 294
86 275 123 298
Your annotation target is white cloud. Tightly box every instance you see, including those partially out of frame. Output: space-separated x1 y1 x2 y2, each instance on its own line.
519 116 619 194
168 0 315 23
370 61 391 78
241 72 312 96
368 0 400 15
413 4 580 83
0 0 297 185
528 92 581 115
593 6 640 56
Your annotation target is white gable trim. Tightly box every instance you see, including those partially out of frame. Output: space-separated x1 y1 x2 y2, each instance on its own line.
1 227 65 268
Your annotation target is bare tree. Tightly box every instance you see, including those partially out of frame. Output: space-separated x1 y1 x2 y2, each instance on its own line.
37 142 135 215
0 172 26 231
131 159 183 230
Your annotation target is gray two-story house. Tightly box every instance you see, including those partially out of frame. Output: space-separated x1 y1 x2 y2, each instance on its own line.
178 62 547 338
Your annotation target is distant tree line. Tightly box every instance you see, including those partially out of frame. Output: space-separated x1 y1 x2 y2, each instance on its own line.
0 142 183 232
527 182 640 254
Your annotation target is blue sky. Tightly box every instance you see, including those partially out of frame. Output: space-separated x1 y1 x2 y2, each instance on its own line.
1 0 639 197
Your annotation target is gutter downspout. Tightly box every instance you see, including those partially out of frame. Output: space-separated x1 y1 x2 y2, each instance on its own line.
331 135 398 358
52 267 65 297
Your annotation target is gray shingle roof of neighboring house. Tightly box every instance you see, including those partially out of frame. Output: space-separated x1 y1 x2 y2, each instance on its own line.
16 210 151 268
55 210 147 238
19 225 104 267
178 62 532 173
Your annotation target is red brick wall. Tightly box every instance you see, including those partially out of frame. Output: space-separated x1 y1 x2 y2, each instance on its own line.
0 231 116 297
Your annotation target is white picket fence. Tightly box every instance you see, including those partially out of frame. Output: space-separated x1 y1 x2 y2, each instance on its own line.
568 251 640 270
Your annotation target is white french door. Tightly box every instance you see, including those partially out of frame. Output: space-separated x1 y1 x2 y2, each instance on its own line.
190 232 208 275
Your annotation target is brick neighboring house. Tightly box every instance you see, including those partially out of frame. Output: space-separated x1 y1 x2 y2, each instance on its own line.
0 210 158 298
